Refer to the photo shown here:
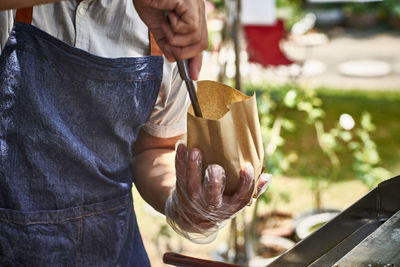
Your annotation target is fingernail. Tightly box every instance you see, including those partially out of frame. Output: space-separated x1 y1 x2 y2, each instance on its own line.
189 149 201 164
205 164 225 182
175 140 185 151
191 66 199 81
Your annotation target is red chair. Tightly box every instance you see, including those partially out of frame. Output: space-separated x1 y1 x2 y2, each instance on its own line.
243 20 293 67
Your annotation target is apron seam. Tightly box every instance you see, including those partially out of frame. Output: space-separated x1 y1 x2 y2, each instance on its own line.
0 202 129 225
76 210 83 267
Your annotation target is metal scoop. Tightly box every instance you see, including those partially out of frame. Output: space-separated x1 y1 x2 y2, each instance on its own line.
176 60 203 117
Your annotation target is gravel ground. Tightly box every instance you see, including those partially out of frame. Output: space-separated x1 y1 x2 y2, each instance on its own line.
200 26 400 91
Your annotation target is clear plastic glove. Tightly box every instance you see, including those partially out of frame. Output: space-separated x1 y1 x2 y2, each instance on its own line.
165 144 272 243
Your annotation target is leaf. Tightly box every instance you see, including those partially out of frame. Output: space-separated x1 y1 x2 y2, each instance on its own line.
349 141 360 150
321 133 336 150
309 108 324 120
297 101 313 113
282 118 295 131
284 90 297 108
339 131 352 142
366 150 380 165
312 97 323 107
360 112 375 132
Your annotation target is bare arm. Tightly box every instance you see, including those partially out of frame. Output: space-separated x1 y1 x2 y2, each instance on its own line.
0 0 63 10
132 129 182 214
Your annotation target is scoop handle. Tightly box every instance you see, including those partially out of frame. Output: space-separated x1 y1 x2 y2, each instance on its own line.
177 60 203 117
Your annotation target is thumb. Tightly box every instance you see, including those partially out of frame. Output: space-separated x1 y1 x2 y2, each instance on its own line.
188 53 203 80
255 173 272 198
203 164 225 210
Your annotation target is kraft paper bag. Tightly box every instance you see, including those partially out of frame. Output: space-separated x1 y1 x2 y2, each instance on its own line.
186 80 264 196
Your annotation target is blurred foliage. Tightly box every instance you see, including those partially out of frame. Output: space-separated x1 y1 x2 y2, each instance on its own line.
275 0 307 30
258 183 291 210
349 113 392 189
208 0 225 10
207 0 303 11
206 0 400 30
343 2 381 15
244 83 393 209
206 0 306 31
276 0 302 8
382 0 400 17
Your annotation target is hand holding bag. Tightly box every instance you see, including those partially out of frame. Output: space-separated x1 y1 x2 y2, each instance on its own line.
186 80 264 195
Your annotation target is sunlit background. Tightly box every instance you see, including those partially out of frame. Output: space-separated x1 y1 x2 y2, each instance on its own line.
135 0 400 266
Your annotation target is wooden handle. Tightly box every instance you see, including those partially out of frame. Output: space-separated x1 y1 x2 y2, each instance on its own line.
163 252 240 267
16 7 33 24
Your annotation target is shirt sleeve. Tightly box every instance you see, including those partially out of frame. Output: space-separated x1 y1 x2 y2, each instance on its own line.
0 10 15 53
142 58 191 138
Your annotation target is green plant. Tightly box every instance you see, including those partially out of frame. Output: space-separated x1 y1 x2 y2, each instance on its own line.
245 83 391 209
208 0 225 11
276 0 307 31
383 0 400 17
343 2 381 15
349 113 391 189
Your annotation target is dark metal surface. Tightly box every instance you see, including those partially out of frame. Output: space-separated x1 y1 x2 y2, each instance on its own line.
268 175 400 267
334 210 400 266
177 60 203 117
308 219 382 267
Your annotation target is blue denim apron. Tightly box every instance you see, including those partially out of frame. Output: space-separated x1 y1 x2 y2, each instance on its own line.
0 22 163 266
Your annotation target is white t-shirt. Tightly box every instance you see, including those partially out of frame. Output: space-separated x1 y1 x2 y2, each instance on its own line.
0 0 190 138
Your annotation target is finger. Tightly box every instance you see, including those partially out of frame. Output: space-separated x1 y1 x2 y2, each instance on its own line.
186 148 202 202
203 164 226 210
255 173 272 198
231 163 255 205
167 11 196 34
163 46 175 63
165 26 208 60
188 54 203 81
160 22 202 47
175 143 187 185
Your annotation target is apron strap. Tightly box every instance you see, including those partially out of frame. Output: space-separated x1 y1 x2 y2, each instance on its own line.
15 7 33 24
15 5 162 56
149 31 162 56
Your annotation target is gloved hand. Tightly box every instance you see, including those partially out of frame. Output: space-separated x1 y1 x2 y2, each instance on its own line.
165 144 272 243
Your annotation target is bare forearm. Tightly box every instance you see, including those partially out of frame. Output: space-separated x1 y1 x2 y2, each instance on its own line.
0 0 63 10
132 148 176 214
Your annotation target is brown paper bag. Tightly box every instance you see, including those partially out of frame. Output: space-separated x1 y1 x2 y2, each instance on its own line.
186 80 264 196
